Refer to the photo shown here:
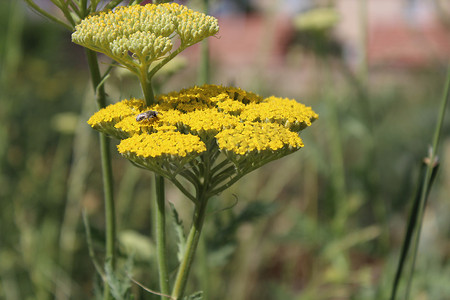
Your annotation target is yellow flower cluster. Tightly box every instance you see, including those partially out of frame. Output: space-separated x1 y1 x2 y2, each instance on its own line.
88 85 317 162
72 3 219 74
179 109 240 135
118 131 206 158
88 84 317 194
157 85 263 112
87 98 146 138
216 122 304 155
240 96 317 131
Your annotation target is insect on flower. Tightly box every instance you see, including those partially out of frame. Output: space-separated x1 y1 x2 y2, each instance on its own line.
136 110 160 122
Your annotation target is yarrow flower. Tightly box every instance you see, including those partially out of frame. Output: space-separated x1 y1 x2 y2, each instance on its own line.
72 2 317 297
88 84 318 200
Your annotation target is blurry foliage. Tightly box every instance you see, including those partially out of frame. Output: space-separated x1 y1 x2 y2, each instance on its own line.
294 8 340 31
1 1 449 300
1 1 93 299
292 7 342 58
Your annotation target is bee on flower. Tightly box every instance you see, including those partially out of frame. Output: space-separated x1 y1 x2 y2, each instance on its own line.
136 110 160 122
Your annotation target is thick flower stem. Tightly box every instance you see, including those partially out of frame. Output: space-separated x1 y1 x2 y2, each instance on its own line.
140 73 155 106
154 174 170 298
85 49 116 300
170 147 214 299
100 133 116 262
171 195 209 299
85 49 107 108
139 66 169 297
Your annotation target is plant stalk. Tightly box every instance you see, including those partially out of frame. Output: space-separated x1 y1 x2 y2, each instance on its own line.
154 174 170 298
141 75 156 106
197 0 211 88
403 66 450 300
171 195 209 299
140 62 168 297
198 39 210 85
198 0 210 85
85 48 116 300
196 235 209 299
197 5 211 284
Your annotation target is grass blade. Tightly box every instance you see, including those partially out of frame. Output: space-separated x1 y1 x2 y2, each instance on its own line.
390 66 450 300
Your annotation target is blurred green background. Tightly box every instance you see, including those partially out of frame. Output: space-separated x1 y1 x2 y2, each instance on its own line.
1 0 449 299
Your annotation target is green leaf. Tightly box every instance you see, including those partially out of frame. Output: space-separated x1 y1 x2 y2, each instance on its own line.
104 257 134 300
169 201 187 262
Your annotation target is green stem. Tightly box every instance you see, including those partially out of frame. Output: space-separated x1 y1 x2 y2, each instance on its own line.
100 134 115 273
105 0 125 10
389 162 439 300
52 0 76 27
85 49 107 107
149 47 185 78
154 174 170 298
80 0 88 17
139 60 168 297
140 74 155 106
404 66 450 300
198 40 210 85
358 0 368 90
170 177 197 204
171 194 209 299
209 172 243 196
85 49 116 300
196 234 209 300
198 0 210 85
24 0 72 30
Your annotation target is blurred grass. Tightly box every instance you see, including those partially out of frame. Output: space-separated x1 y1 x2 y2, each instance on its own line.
1 1 449 300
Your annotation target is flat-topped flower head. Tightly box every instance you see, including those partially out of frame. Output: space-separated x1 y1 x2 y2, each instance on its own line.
88 84 318 198
72 3 219 78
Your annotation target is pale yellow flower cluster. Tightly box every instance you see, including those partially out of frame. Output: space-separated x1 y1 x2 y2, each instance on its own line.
72 3 219 75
